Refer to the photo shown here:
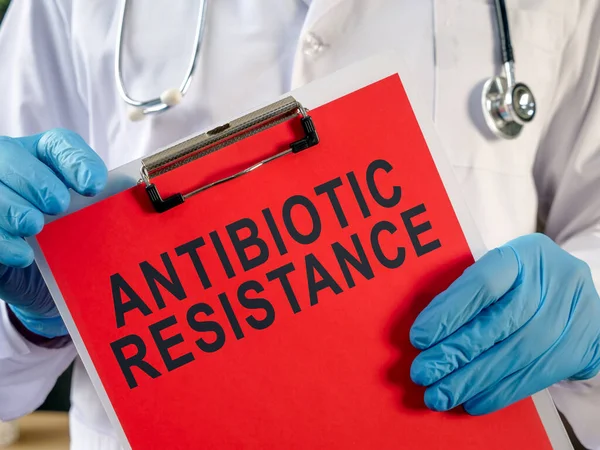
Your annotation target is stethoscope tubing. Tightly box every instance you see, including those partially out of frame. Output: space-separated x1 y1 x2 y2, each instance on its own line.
114 0 208 115
114 0 535 139
494 0 514 65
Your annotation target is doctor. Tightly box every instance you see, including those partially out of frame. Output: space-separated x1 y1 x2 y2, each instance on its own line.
0 0 599 449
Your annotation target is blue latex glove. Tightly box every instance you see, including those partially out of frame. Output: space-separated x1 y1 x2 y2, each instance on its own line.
410 233 600 415
0 129 107 338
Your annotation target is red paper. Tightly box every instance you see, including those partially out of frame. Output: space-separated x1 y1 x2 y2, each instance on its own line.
36 76 552 449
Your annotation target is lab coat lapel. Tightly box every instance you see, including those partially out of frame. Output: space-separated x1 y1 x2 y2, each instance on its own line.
290 0 356 88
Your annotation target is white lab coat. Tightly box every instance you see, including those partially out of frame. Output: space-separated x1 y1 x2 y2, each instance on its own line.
0 0 599 449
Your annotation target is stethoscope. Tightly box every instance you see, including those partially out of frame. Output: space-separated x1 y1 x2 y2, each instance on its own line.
114 0 208 122
482 0 536 139
115 0 536 139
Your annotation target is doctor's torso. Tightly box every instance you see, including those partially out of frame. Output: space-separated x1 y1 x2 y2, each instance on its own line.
43 0 579 446
70 0 575 245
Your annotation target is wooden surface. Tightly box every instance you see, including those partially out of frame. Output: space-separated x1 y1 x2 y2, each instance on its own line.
6 412 69 450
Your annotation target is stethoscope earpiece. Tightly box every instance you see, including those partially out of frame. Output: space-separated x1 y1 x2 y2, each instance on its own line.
127 106 146 122
125 87 183 121
115 0 207 121
160 88 183 107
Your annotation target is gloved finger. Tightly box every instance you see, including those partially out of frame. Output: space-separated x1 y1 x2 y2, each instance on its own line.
0 263 53 314
19 129 107 196
0 137 70 215
0 228 34 268
411 287 537 386
422 324 548 412
410 246 520 350
463 350 575 415
0 182 44 237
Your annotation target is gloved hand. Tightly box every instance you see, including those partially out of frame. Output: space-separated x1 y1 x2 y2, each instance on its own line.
0 129 107 338
410 233 600 415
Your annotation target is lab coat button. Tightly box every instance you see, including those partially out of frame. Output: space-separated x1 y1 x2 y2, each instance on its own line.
303 32 326 56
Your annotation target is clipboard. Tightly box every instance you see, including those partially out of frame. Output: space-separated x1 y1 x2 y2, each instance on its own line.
30 53 572 450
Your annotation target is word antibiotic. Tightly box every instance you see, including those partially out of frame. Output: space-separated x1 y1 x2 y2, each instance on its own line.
109 159 443 388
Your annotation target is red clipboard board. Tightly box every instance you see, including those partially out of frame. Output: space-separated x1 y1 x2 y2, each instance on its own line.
33 69 561 449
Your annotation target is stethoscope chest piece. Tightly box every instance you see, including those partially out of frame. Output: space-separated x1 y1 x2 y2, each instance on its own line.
482 73 536 139
481 0 537 140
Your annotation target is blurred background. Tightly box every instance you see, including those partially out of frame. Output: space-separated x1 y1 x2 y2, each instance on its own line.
0 5 72 448
1 0 73 415
0 1 8 21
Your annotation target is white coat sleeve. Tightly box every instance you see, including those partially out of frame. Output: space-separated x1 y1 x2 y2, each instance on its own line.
532 2 600 448
0 0 88 420
0 305 78 421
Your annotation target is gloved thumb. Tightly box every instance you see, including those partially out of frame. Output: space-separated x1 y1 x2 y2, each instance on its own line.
0 263 54 316
17 129 108 197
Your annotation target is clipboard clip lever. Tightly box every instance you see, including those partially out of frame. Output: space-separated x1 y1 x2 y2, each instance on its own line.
139 97 319 213
291 115 319 152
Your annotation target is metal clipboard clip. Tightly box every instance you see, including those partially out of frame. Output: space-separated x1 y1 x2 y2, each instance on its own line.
139 97 319 213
